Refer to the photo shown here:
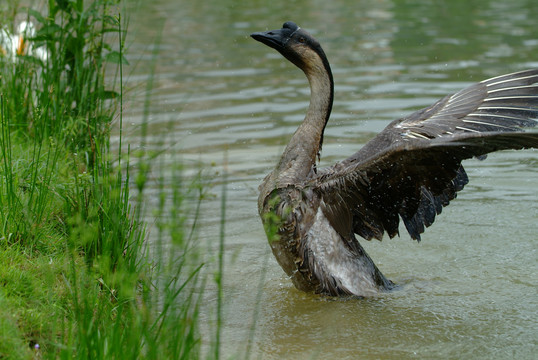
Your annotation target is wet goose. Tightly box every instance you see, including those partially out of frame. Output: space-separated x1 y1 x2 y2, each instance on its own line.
251 22 538 297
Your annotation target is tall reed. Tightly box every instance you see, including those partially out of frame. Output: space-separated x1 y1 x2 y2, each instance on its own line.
1 0 220 358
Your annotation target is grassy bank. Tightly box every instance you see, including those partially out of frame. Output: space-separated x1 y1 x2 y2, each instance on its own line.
0 1 212 358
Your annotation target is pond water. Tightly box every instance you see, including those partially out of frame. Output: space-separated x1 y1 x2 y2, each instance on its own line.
121 0 537 358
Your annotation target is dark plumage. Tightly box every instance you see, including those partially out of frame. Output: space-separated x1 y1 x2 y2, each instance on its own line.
251 22 538 297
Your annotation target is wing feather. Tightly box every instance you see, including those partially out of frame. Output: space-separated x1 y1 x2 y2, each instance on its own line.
312 69 538 242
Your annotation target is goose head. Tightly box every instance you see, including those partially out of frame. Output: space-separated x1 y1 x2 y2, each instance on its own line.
251 21 329 74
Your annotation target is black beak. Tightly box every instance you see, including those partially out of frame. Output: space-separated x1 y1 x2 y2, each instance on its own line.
251 28 289 51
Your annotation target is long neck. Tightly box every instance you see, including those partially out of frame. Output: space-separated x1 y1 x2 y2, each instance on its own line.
274 53 334 187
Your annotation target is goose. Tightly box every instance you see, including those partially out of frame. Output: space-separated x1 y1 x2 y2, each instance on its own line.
251 21 538 297
0 21 48 61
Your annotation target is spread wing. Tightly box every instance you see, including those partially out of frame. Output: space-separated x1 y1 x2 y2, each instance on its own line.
312 69 538 242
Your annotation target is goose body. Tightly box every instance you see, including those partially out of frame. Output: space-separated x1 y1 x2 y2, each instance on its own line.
251 22 538 297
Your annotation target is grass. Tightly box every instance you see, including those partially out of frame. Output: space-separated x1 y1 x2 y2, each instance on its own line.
0 1 218 358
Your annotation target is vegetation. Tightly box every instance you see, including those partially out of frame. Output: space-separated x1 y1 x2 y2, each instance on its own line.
0 1 214 358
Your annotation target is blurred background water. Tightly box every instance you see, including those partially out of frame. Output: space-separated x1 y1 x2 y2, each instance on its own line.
120 0 537 358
